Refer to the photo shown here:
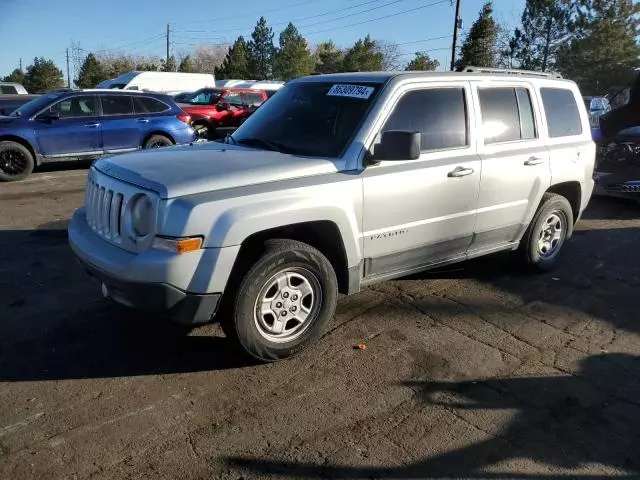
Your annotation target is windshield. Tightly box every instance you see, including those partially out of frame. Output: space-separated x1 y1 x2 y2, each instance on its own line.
10 93 61 117
231 82 380 157
184 89 223 105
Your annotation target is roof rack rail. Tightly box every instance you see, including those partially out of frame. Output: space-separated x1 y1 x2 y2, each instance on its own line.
456 65 563 79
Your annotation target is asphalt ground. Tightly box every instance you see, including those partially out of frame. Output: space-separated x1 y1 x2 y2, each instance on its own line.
1 162 639 479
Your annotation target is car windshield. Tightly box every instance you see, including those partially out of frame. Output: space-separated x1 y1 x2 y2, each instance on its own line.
184 89 223 105
231 82 380 157
10 93 61 117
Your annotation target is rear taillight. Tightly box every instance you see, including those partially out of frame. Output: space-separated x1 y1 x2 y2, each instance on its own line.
177 113 191 124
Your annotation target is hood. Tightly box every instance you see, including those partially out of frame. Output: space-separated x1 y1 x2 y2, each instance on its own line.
94 142 340 199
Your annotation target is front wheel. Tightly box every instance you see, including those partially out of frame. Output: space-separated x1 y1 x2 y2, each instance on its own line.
0 141 35 182
519 193 574 271
222 239 338 362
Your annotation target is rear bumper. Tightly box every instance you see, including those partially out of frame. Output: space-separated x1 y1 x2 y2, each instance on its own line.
77 256 221 325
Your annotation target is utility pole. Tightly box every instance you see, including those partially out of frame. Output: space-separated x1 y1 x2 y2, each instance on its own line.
19 58 22 71
66 48 71 88
166 23 170 69
450 0 462 71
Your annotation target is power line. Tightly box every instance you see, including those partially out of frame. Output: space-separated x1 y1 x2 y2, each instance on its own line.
303 0 451 36
181 0 392 34
179 0 325 24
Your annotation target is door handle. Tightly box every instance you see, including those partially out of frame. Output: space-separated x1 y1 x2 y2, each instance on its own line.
524 157 544 166
84 123 100 128
136 118 150 123
448 166 474 178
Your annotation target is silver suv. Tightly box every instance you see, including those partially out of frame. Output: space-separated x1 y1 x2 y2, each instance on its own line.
69 68 595 361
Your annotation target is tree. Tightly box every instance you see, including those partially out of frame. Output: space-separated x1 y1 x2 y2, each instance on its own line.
190 45 227 74
161 55 177 72
178 55 194 72
247 17 276 79
556 0 640 94
3 68 25 84
96 53 136 78
313 41 344 74
75 53 108 89
405 52 440 71
215 36 250 79
376 40 403 71
273 23 313 81
456 2 498 68
342 35 384 72
512 0 571 72
23 57 64 93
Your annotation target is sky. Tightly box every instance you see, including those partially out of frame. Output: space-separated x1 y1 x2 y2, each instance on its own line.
0 0 525 81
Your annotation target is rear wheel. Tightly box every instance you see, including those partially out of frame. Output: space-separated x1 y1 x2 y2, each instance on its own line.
143 135 174 149
519 193 574 271
192 123 210 140
221 239 338 362
0 141 34 182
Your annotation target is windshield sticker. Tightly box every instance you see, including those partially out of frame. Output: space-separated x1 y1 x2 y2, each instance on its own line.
327 84 374 99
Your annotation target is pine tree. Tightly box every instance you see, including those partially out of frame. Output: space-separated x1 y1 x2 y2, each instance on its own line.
247 17 276 79
314 41 344 74
342 35 384 72
3 68 25 84
456 2 498 68
75 53 108 89
161 55 177 72
178 55 194 73
405 52 440 71
557 0 640 94
215 36 250 79
273 23 313 81
513 0 571 72
23 57 64 93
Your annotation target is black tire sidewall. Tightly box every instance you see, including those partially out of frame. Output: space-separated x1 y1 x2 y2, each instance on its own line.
232 244 338 362
0 141 34 182
143 135 173 149
524 195 573 270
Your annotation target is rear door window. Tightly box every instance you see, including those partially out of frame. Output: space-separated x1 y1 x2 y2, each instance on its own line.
101 95 134 116
540 88 583 138
479 87 537 144
133 96 170 114
382 87 468 152
242 92 265 107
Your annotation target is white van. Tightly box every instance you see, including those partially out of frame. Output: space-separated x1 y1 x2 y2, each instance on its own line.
96 71 215 93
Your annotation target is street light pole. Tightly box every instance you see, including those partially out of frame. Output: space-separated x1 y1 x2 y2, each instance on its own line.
450 0 461 71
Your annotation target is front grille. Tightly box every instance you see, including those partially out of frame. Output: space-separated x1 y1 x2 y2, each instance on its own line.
607 182 640 193
85 173 125 244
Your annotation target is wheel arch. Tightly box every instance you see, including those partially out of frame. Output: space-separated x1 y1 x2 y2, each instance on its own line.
0 135 38 164
141 131 175 147
546 181 582 223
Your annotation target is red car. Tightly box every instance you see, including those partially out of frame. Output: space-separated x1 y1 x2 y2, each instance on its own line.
178 88 268 139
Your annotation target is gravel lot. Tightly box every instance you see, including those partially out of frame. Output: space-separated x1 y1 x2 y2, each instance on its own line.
1 163 640 479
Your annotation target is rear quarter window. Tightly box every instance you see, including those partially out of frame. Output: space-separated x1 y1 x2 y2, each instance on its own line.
540 87 583 138
1 85 18 94
134 96 170 114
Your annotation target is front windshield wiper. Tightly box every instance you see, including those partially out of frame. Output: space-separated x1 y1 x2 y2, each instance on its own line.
234 137 293 154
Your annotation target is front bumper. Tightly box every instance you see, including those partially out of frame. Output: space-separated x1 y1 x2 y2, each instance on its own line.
68 208 228 324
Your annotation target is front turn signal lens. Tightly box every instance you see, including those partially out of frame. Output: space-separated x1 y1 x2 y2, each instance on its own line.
152 236 203 254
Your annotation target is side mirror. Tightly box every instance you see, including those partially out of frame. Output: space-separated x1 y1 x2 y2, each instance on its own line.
216 102 230 112
370 130 421 162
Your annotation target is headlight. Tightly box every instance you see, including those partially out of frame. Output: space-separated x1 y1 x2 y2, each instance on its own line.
128 194 153 238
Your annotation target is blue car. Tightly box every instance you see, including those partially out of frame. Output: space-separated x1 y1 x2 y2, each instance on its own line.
0 90 197 181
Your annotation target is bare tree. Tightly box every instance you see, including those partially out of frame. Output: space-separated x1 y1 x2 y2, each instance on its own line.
376 40 403 71
189 45 229 74
495 21 518 69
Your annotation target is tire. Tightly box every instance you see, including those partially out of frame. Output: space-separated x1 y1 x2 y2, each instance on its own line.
143 134 174 149
221 239 338 362
0 141 34 182
519 193 574 271
193 123 210 140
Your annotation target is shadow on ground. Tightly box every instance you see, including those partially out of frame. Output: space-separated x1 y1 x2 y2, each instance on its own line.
228 352 640 478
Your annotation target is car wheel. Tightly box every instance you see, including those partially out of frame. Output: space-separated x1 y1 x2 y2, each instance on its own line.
193 123 210 140
222 239 338 362
0 141 35 182
520 193 574 271
143 135 174 149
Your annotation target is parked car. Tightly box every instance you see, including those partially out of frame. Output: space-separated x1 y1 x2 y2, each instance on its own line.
0 90 196 181
178 87 268 139
96 71 215 94
68 68 595 361
171 91 195 103
584 95 611 127
0 82 28 95
0 94 39 115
